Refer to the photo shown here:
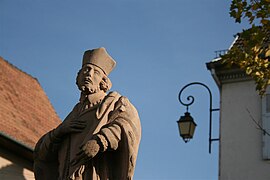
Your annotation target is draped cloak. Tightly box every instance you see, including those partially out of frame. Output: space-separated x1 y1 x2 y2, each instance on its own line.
34 91 141 180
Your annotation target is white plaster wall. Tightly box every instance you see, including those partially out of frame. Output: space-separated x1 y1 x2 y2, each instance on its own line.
220 80 270 180
0 148 34 180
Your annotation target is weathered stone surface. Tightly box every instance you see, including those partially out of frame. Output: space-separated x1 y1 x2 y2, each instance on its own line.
34 48 141 180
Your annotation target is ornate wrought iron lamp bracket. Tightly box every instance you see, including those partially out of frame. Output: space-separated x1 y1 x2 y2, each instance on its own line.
178 82 220 154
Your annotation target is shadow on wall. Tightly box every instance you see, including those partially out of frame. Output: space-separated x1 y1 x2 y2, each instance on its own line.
0 164 26 180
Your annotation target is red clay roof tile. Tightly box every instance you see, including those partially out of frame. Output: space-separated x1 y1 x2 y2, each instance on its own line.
0 57 61 149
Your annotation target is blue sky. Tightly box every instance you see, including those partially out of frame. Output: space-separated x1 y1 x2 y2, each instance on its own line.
1 1 249 179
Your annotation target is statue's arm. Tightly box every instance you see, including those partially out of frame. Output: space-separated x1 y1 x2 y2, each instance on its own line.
34 130 61 161
86 96 140 154
35 104 86 161
33 131 61 180
70 96 141 169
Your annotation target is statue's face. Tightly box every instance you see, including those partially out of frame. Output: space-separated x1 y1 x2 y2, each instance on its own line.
78 64 104 94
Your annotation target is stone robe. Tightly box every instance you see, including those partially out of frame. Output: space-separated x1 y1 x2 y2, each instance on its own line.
34 91 141 180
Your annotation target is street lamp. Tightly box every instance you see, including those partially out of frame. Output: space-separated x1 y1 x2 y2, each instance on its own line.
177 112 197 143
177 82 219 153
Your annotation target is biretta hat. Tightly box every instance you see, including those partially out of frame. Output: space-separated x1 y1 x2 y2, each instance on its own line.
82 47 116 75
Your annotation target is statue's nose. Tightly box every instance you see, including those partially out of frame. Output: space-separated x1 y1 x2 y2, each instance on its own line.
86 68 94 77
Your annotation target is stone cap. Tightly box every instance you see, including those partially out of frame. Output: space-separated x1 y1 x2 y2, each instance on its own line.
82 47 116 75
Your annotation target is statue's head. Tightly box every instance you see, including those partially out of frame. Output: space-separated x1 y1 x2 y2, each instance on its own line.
76 47 116 94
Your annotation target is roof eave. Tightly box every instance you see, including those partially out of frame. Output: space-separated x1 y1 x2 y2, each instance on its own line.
0 132 34 167
206 59 252 87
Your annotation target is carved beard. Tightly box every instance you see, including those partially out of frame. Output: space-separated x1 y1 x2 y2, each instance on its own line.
76 70 102 95
80 83 100 95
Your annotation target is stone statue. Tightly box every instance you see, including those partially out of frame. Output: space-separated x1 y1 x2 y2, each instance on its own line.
33 47 141 180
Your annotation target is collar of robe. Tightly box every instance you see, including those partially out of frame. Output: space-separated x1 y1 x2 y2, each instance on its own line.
79 91 106 111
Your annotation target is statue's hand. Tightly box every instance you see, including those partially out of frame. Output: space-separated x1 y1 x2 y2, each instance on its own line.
70 140 100 167
53 118 86 138
82 140 100 158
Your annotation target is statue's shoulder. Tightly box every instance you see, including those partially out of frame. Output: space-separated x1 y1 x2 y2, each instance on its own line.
96 91 121 119
105 91 140 124
103 91 121 103
104 91 132 104
107 91 138 112
106 91 121 98
101 91 134 110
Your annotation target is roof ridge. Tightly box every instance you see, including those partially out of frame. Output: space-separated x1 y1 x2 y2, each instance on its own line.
0 56 61 120
0 56 39 82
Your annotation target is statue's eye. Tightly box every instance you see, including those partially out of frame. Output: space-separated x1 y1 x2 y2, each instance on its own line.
83 67 90 74
94 70 100 75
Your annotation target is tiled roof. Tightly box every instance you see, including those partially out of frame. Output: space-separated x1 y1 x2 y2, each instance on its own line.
231 26 270 51
0 57 61 149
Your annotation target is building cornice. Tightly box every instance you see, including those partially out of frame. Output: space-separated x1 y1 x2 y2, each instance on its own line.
206 60 252 87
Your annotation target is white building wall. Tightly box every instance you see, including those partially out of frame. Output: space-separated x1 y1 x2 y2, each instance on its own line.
0 148 34 180
220 80 270 180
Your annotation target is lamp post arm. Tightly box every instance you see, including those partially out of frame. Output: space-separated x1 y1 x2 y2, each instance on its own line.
178 82 220 154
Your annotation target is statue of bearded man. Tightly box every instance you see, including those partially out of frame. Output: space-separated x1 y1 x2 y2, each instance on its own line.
34 47 141 180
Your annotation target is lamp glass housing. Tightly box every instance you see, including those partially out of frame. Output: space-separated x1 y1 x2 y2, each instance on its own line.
177 112 197 143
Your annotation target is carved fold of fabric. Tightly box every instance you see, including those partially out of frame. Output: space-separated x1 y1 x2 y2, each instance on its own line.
35 133 58 161
49 129 62 143
99 124 122 151
95 134 109 152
